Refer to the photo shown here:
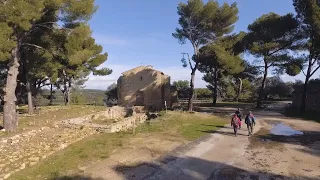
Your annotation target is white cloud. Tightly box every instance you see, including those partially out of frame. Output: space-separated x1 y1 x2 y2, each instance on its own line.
92 33 128 46
84 64 207 90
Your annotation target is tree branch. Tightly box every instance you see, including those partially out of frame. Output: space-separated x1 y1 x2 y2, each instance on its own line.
21 43 45 49
311 58 318 66
34 24 54 30
310 64 320 77
302 69 307 77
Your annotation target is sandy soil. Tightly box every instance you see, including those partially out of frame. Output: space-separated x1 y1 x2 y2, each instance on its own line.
74 110 320 180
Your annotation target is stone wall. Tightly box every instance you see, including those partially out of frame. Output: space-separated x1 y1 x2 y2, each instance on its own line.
0 106 147 179
60 111 148 133
117 66 171 110
0 125 96 179
292 85 320 111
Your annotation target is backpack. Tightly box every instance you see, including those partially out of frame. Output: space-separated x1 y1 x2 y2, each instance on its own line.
232 115 239 127
246 114 253 125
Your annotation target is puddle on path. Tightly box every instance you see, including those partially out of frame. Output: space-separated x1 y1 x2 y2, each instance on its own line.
270 123 303 136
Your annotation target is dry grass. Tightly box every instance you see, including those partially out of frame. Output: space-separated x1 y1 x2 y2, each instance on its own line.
0 105 106 137
9 111 228 180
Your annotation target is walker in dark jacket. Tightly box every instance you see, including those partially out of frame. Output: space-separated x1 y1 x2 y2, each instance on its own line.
245 111 256 136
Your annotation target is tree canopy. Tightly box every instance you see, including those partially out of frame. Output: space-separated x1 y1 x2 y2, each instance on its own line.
244 12 301 108
0 0 111 131
173 0 239 111
293 0 320 112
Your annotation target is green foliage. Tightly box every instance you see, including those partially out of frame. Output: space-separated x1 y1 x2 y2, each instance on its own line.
105 83 117 105
199 33 245 75
198 32 245 103
244 12 302 75
194 88 211 98
244 12 301 107
245 13 299 55
240 79 255 99
70 92 85 104
173 80 189 89
173 80 190 98
173 0 239 110
293 0 320 111
173 0 239 46
264 76 293 99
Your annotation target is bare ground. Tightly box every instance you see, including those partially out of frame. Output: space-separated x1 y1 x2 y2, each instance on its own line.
63 110 320 180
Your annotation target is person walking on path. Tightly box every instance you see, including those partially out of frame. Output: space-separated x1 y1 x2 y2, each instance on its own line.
245 111 256 136
231 114 241 136
235 108 242 129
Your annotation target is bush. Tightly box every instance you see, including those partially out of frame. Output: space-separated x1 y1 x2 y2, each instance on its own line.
70 92 85 105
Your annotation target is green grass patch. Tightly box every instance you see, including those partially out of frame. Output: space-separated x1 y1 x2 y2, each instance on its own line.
137 112 227 140
10 132 130 180
9 111 227 180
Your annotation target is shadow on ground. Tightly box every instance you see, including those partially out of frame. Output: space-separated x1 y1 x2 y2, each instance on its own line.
257 130 320 157
109 155 318 180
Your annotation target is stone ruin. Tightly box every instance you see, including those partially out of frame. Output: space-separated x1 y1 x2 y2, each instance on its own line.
59 106 148 133
0 106 148 179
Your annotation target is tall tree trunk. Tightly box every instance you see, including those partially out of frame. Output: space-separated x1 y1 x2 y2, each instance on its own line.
26 80 33 115
3 46 20 131
63 91 69 105
300 57 313 113
63 78 72 106
22 60 33 115
257 61 268 108
212 67 218 106
235 78 242 102
187 45 199 112
188 67 196 111
49 83 53 105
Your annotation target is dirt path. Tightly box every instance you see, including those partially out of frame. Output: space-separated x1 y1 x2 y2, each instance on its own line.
80 111 320 180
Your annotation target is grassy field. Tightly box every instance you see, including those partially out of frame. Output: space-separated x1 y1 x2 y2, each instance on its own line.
0 105 106 137
9 111 227 180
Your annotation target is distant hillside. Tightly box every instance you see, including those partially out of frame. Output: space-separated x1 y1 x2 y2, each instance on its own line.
38 89 106 106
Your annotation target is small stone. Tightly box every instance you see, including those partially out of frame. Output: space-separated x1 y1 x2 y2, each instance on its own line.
59 143 67 150
20 163 26 170
3 173 10 179
29 161 37 166
28 156 40 162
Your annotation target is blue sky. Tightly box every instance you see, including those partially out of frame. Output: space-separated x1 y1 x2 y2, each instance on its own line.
85 0 319 89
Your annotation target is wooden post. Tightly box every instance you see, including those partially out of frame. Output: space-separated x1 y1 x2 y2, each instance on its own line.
165 101 167 113
132 118 136 135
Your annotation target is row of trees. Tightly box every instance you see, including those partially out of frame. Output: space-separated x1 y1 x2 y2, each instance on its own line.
173 80 211 99
0 0 111 131
173 0 320 112
173 77 304 101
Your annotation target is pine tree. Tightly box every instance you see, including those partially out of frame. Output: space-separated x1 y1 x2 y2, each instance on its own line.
293 0 320 112
244 13 301 108
198 33 245 105
173 0 239 111
0 0 101 131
